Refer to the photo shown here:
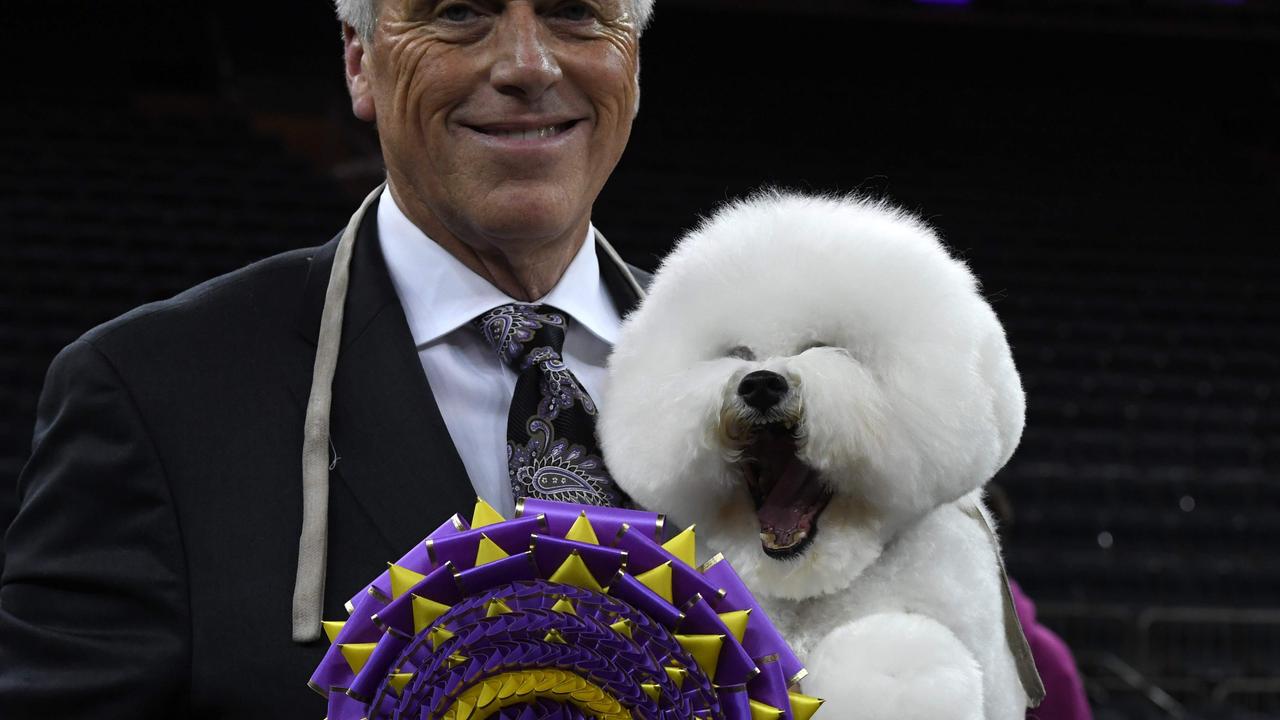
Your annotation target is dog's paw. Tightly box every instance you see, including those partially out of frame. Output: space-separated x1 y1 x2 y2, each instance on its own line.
804 612 984 720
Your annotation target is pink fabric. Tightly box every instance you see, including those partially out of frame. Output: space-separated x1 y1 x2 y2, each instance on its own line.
1010 580 1094 720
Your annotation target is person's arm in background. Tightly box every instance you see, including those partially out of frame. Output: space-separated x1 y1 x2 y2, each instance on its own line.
0 339 188 717
1010 579 1092 720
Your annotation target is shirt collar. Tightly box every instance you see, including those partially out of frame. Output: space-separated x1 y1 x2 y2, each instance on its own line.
377 186 620 348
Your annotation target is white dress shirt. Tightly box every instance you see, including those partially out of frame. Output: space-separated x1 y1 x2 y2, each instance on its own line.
377 187 622 517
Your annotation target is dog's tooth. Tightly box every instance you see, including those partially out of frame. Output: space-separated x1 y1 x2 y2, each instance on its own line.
760 531 776 548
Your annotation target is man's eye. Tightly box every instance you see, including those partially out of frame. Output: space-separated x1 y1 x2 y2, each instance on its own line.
440 4 479 21
551 2 592 21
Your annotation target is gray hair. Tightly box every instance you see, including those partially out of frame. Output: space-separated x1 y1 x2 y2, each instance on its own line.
336 0 655 42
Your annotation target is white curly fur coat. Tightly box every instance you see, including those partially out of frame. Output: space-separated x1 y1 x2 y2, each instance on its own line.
600 192 1034 719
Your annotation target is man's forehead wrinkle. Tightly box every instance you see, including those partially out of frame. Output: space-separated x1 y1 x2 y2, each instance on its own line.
391 0 635 17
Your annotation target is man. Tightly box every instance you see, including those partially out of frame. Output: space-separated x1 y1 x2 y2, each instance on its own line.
0 0 655 716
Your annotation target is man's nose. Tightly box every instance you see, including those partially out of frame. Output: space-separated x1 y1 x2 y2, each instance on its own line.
490 4 562 101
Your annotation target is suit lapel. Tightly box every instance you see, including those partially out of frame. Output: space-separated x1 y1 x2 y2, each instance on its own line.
294 196 473 554
290 204 649 554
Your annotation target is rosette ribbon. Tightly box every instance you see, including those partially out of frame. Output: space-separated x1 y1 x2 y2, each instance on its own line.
310 498 823 720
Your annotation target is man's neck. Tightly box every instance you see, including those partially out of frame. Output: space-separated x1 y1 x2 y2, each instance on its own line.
387 183 587 302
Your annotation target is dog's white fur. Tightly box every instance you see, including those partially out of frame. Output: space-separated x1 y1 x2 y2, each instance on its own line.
600 192 1029 719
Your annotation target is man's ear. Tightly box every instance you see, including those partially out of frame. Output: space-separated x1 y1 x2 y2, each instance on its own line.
632 48 642 118
344 24 377 122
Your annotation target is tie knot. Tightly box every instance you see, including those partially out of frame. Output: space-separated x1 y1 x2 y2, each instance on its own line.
474 303 569 371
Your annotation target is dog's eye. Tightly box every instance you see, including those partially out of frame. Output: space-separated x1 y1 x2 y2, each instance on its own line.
728 345 756 361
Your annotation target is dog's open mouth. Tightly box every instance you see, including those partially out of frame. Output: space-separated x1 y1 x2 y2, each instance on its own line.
739 422 834 560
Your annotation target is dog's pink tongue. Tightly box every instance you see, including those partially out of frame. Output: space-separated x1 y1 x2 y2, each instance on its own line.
757 453 831 550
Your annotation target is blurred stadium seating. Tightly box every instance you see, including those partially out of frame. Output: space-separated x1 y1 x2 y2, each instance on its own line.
2 1 1277 718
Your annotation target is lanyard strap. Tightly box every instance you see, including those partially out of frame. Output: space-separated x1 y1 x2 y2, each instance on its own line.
292 182 385 643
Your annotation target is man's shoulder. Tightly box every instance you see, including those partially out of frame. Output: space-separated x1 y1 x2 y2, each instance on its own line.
79 241 329 361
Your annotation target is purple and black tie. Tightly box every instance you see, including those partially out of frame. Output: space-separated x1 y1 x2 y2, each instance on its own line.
473 303 625 508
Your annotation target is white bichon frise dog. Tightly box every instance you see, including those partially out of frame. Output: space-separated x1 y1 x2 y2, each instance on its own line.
600 192 1043 720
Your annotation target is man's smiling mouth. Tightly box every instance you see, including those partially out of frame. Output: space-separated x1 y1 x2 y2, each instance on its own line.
467 120 580 140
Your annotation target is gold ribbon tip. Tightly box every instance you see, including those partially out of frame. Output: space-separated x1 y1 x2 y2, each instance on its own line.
548 551 605 594
429 626 456 649
411 594 452 635
321 620 345 644
338 643 377 674
788 691 825 720
675 634 725 680
471 498 506 529
475 535 510 566
718 609 751 643
749 699 785 720
485 598 514 618
565 512 601 545
387 564 426 599
635 562 674 603
609 618 634 639
551 597 578 615
387 672 414 696
662 525 697 567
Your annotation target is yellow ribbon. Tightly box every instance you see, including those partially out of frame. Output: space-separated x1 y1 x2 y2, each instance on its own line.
440 669 631 720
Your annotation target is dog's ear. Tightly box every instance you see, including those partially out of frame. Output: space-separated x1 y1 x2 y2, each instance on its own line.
978 322 1026 475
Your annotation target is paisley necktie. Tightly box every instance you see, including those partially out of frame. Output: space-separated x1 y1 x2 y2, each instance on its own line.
473 304 625 507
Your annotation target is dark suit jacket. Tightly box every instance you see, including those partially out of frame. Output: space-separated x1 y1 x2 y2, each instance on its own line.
0 197 649 718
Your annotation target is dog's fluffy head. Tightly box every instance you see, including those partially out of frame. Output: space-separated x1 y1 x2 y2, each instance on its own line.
600 192 1024 599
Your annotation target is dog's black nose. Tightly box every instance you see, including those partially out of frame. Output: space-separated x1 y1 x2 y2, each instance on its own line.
737 370 789 411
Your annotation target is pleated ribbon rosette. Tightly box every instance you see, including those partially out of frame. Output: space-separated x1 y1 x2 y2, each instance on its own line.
310 498 822 720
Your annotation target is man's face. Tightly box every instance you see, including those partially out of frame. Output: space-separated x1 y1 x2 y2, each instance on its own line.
349 0 640 250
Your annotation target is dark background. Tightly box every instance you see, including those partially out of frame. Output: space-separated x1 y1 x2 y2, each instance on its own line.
3 1 1278 717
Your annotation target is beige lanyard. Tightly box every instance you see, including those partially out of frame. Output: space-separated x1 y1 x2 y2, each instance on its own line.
292 182 385 643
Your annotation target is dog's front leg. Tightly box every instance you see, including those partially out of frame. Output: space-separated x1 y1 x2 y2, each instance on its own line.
803 612 984 720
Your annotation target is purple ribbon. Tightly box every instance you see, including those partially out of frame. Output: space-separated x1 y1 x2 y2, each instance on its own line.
310 501 811 719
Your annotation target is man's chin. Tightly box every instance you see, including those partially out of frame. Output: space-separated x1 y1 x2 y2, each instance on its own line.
466 189 592 248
